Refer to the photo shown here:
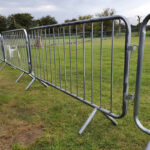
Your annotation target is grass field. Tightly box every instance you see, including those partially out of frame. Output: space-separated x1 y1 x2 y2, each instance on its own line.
0 35 150 150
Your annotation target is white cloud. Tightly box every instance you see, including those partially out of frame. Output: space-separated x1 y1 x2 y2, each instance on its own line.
0 0 149 25
19 5 58 12
124 3 150 17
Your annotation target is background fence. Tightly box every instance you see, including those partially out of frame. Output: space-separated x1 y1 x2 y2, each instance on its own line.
2 29 31 74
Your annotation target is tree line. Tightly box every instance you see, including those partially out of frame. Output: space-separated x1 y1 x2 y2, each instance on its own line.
0 8 142 33
0 13 58 32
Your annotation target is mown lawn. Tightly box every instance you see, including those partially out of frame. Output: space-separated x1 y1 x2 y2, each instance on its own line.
0 35 150 150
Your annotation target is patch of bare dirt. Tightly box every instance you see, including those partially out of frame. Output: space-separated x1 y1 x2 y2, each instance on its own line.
0 122 44 150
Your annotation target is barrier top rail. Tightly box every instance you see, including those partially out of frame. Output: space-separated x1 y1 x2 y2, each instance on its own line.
30 15 131 30
2 28 27 34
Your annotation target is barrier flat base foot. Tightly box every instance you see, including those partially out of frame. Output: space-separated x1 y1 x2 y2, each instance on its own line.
79 108 97 134
25 77 35 90
0 63 6 71
16 72 24 83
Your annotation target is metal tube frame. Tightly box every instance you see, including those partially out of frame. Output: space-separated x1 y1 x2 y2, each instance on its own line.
29 15 131 119
28 15 132 133
1 29 36 90
134 14 150 135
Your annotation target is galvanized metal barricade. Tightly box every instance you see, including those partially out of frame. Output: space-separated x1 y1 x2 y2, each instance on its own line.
134 14 150 150
1 29 34 89
134 14 150 135
29 15 133 133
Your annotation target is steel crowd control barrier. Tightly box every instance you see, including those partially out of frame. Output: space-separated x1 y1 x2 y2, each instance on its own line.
1 29 47 90
134 14 150 150
28 15 135 134
0 14 150 149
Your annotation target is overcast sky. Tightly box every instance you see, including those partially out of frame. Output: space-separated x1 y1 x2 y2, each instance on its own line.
0 0 149 25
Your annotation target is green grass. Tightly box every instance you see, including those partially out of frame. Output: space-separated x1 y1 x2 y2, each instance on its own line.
0 35 150 150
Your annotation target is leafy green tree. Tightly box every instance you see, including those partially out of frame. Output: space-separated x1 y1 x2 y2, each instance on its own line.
96 8 116 33
0 15 7 32
78 15 93 33
39 16 57 26
78 15 93 20
96 8 115 17
64 18 77 33
7 13 34 30
65 18 77 23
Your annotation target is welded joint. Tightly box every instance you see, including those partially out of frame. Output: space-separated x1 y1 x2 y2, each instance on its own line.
127 45 137 51
126 94 134 101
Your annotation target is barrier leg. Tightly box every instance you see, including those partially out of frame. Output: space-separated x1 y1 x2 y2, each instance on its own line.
25 77 36 90
0 63 6 71
79 108 118 134
103 113 118 125
145 141 150 150
79 108 97 134
16 72 24 83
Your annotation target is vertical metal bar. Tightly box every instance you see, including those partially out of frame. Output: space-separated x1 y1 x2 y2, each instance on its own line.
23 31 27 70
110 20 114 112
17 31 21 67
35 30 39 77
37 30 42 78
83 23 85 100
45 28 48 81
53 28 56 85
21 32 26 69
17 32 21 67
11 32 15 66
69 26 72 93
31 30 35 74
15 32 18 66
58 28 61 88
41 29 45 80
32 30 36 74
27 30 33 74
63 27 66 91
100 22 103 107
49 28 53 83
75 25 78 96
91 23 93 103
